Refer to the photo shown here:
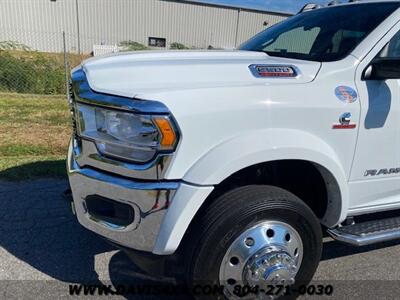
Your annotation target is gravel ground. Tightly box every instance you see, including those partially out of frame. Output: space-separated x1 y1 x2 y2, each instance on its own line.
1 179 400 299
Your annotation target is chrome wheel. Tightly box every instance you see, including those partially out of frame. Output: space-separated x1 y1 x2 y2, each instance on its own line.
219 221 303 299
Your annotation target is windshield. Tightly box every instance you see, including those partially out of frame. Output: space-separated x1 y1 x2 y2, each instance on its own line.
239 3 400 62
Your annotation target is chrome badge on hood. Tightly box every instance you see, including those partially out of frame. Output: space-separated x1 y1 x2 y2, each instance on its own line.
249 65 298 78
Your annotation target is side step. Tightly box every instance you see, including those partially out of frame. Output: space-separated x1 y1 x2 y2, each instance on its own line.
327 216 400 246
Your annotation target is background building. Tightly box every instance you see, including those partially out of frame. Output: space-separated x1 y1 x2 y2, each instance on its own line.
0 0 291 53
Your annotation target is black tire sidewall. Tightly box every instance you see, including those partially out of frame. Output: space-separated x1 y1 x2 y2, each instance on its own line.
188 186 322 298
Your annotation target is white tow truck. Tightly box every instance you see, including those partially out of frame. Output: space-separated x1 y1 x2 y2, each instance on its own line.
67 1 400 298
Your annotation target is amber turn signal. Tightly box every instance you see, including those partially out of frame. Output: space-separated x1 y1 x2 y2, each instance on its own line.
153 117 177 148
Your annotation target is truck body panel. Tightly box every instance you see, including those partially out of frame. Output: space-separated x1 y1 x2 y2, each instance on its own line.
67 2 400 258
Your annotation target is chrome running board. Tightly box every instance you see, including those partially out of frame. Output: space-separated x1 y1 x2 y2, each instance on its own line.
327 216 400 246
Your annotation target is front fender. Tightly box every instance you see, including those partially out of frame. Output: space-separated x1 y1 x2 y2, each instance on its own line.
155 129 349 254
184 128 349 223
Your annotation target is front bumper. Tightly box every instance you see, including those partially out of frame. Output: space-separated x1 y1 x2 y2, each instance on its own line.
67 141 179 252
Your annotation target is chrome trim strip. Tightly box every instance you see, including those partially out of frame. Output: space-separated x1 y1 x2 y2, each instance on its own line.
69 147 179 191
74 138 173 180
72 68 170 114
327 228 400 246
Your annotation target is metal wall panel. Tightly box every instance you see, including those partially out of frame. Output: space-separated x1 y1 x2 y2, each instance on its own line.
0 0 78 52
237 10 287 46
77 0 240 51
0 0 290 53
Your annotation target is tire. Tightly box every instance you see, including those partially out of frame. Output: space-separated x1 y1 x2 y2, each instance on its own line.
185 185 322 300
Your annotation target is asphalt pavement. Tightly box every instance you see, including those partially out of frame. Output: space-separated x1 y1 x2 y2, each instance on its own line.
1 179 400 299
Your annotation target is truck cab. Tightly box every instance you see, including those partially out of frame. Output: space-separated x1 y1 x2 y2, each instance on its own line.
67 1 400 298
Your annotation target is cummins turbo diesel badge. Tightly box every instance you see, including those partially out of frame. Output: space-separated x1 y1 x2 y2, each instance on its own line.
332 112 356 129
249 65 298 78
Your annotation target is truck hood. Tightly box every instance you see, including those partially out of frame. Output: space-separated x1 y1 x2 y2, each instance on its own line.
81 50 321 99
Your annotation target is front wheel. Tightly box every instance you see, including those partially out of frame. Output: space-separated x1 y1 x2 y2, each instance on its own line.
186 185 323 299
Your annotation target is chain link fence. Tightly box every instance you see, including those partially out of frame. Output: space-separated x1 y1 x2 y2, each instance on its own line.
0 0 290 97
0 30 203 96
0 30 87 96
0 31 206 96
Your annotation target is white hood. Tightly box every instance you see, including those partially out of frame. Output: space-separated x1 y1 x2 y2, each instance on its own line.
81 50 321 99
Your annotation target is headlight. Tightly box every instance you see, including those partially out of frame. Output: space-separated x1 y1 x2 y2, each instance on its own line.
75 103 178 163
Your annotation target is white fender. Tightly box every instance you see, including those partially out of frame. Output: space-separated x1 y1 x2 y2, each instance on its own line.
154 128 349 254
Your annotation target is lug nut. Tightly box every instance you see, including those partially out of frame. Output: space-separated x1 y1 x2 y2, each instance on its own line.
262 259 268 265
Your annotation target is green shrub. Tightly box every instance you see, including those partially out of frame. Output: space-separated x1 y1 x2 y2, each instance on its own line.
0 51 66 95
0 41 30 51
170 42 188 50
119 41 149 51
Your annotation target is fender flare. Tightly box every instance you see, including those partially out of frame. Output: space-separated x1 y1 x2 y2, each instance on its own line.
154 129 349 255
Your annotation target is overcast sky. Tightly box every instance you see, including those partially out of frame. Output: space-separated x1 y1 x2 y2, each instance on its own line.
194 0 332 14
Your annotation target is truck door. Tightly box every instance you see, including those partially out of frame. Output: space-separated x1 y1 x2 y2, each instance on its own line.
350 29 400 213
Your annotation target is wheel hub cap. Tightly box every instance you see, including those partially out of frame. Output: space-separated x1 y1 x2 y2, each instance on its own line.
244 247 297 286
219 221 303 299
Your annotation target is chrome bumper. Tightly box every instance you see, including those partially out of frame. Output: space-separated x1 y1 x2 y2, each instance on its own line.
67 142 179 252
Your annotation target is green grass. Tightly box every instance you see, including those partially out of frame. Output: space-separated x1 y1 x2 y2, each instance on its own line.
0 92 71 181
0 144 50 156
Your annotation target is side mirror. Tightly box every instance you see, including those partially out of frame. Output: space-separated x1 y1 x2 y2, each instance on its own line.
363 57 400 80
